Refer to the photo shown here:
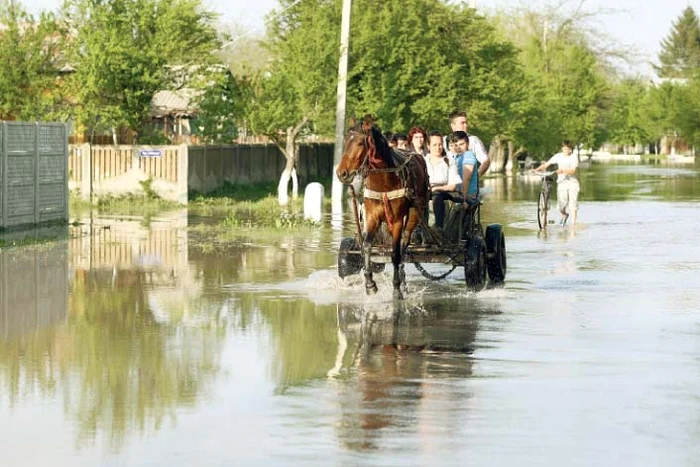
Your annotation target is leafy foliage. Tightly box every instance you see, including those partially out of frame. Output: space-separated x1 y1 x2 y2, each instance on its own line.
62 0 222 141
492 5 611 156
0 4 66 120
657 7 700 78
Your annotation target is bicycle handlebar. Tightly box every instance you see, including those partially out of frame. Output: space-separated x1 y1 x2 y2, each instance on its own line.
529 169 557 177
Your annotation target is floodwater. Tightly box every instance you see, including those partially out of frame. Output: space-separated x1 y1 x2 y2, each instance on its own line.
1 160 700 466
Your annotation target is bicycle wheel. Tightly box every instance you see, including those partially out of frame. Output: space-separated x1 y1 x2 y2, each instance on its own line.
537 190 548 229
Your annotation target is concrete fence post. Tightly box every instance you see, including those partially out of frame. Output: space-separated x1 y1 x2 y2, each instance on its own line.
1 122 7 228
304 182 324 222
177 144 188 205
34 123 39 224
80 143 91 201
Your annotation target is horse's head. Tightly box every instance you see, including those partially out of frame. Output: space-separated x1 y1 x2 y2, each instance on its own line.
336 115 388 184
336 116 370 184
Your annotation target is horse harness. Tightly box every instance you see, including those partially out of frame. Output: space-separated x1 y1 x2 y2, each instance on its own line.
354 131 423 229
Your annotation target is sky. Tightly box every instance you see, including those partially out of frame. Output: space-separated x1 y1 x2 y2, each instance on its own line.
24 0 699 77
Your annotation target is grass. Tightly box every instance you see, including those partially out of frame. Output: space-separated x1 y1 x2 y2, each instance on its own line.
69 180 329 233
0 222 72 248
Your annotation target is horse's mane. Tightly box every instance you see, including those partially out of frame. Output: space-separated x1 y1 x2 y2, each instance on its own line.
364 123 395 168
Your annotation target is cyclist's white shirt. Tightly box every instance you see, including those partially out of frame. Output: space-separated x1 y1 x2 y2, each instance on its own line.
547 152 579 183
424 155 462 186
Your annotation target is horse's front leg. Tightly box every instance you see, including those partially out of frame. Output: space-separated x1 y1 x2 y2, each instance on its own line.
391 221 405 300
363 229 378 295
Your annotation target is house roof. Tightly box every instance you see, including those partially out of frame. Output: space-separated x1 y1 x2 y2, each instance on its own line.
150 89 200 117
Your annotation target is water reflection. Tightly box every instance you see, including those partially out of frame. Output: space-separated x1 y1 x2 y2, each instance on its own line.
1 162 699 464
0 212 224 449
1 240 68 341
331 298 494 452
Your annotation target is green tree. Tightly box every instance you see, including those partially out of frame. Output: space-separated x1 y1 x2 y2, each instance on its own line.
656 6 700 78
248 0 339 205
0 3 65 120
251 0 526 199
190 69 252 144
62 0 223 142
606 78 650 153
492 5 612 158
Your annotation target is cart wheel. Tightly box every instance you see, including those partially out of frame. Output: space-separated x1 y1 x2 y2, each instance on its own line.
464 237 486 292
338 237 363 278
537 191 548 229
485 224 506 284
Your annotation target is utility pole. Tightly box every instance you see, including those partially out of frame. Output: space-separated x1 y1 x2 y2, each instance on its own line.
331 0 352 212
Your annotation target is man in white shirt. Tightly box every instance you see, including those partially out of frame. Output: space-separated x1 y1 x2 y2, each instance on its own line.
448 110 490 176
534 140 580 225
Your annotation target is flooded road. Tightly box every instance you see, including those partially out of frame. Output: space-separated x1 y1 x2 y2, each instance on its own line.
2 161 700 466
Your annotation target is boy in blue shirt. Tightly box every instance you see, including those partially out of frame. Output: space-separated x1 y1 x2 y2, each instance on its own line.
449 131 479 207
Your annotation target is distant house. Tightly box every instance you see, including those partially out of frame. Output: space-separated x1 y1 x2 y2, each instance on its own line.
149 88 201 144
148 64 237 145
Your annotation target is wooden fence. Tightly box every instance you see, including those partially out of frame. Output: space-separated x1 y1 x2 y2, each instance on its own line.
69 144 187 203
69 143 335 203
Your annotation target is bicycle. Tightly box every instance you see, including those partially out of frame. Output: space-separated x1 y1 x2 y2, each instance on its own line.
531 170 557 229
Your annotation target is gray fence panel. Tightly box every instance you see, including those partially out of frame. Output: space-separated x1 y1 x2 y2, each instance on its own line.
0 125 3 223
185 142 334 193
0 122 69 229
5 123 37 228
38 124 69 223
188 146 205 192
222 146 235 185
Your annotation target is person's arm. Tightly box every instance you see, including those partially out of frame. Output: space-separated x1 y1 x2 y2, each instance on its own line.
478 158 490 176
533 161 549 172
470 135 490 176
461 163 475 204
534 154 558 172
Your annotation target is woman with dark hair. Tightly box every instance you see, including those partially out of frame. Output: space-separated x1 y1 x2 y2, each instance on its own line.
408 126 427 156
424 130 462 232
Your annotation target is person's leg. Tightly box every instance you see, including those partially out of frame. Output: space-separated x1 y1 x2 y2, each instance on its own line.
557 183 569 224
569 183 580 225
433 192 447 230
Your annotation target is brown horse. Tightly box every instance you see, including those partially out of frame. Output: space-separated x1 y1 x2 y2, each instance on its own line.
336 116 429 299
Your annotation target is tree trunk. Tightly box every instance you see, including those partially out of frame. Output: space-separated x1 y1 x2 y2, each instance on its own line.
488 137 506 173
505 140 514 174
276 117 308 206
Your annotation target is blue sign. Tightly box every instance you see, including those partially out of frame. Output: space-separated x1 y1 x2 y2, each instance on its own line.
139 149 162 158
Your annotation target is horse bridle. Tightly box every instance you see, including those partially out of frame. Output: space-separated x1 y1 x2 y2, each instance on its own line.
348 128 412 179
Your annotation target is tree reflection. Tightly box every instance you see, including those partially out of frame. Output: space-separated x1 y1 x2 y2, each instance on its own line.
0 257 225 450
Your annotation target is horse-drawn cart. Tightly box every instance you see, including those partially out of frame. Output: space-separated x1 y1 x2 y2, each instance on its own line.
338 199 507 292
335 115 506 297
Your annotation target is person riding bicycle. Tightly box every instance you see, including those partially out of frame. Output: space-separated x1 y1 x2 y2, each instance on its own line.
534 140 579 226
